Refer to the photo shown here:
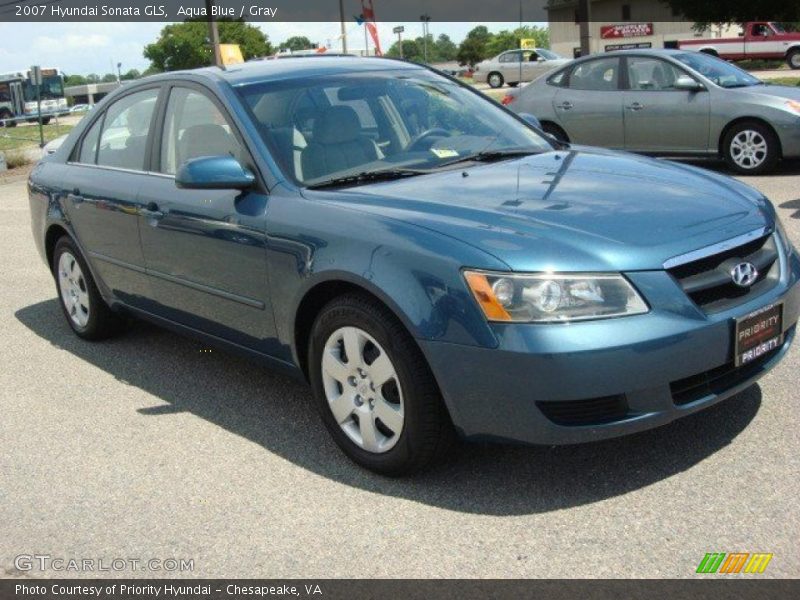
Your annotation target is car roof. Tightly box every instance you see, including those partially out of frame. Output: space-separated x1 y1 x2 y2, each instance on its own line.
585 49 687 60
143 56 426 88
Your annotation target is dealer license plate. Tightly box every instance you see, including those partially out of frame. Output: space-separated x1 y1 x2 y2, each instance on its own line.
734 303 783 366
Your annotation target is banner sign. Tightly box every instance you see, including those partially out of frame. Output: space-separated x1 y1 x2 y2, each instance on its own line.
601 23 654 39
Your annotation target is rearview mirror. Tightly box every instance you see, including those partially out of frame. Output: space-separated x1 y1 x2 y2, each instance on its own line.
674 76 704 91
175 155 256 190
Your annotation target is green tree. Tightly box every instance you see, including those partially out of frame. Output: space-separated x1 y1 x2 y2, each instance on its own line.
101 73 118 83
85 73 100 83
121 69 141 81
385 39 423 62
434 34 458 61
280 36 315 52
64 74 87 86
659 0 799 25
457 26 492 67
144 20 272 71
485 26 550 57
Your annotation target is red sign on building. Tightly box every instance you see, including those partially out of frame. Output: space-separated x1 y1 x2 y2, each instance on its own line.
600 23 654 39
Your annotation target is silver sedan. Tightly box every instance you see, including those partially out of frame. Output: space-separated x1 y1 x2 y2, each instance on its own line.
507 49 800 174
473 48 570 89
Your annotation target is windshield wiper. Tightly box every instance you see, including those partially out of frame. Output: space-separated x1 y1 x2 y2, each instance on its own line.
435 149 544 169
306 168 427 190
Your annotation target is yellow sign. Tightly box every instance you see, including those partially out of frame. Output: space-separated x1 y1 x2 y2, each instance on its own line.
520 39 537 50
219 44 244 65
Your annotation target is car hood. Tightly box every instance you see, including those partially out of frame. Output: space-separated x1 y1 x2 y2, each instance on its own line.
742 83 800 102
304 149 772 272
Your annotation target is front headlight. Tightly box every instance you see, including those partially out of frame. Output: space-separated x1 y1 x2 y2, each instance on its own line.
464 270 649 323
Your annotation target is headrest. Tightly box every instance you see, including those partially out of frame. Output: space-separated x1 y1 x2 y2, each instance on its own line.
179 124 236 162
313 105 362 145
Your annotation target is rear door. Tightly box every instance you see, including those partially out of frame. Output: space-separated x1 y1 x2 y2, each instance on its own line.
136 84 278 354
622 56 710 153
552 56 624 148
63 86 162 305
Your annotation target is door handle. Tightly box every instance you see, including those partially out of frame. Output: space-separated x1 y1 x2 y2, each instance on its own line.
558 101 574 110
626 102 645 111
141 201 164 220
67 188 84 205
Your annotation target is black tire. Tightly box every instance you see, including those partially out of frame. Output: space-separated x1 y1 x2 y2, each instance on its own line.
41 117 51 125
788 48 800 70
308 293 454 476
52 236 125 340
0 109 14 128
508 81 519 88
542 121 569 143
487 72 504 89
721 121 780 175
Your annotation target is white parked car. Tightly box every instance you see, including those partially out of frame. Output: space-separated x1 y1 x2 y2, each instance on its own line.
473 48 570 88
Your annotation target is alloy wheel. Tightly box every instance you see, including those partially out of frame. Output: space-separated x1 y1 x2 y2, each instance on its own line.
320 326 404 453
58 251 90 327
729 130 768 170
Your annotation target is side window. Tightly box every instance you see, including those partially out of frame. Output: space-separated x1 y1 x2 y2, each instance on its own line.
568 58 620 91
96 88 159 170
626 57 685 91
78 116 103 163
160 87 244 175
548 69 568 87
499 51 520 63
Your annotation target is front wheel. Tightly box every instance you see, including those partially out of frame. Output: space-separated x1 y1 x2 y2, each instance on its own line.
788 49 800 70
308 294 454 475
0 109 14 127
53 236 125 340
487 72 504 89
722 121 779 175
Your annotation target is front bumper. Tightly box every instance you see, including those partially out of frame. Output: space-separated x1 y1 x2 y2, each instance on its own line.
420 252 800 445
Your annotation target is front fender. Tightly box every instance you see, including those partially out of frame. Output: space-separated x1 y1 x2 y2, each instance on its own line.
264 191 509 364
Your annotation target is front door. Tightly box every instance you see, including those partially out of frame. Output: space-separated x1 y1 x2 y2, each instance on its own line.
552 56 624 148
622 56 711 153
137 85 278 354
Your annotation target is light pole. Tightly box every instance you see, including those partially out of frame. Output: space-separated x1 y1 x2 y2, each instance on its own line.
393 25 405 59
116 62 122 83
339 0 347 54
420 14 431 63
205 0 222 67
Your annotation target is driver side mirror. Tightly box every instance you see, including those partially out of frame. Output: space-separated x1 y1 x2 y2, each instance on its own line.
175 155 256 190
674 76 705 91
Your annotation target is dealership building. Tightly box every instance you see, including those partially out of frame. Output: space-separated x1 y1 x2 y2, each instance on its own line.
547 0 736 57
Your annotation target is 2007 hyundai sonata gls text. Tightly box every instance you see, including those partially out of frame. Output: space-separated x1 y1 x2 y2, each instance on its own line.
29 57 799 474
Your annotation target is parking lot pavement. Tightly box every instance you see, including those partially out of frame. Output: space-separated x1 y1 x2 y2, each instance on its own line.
1 159 799 579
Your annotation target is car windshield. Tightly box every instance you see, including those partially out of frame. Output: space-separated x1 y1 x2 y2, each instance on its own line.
672 52 762 88
536 49 562 60
236 69 551 187
771 23 786 34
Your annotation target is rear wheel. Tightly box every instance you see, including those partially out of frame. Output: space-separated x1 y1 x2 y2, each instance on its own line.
487 72 504 89
722 121 779 175
788 49 800 70
308 293 454 475
41 117 51 125
53 236 125 340
542 121 569 143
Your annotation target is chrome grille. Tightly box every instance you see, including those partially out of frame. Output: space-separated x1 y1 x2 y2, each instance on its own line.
667 233 780 313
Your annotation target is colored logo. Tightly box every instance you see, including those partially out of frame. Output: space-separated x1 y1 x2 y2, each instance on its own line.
697 553 773 574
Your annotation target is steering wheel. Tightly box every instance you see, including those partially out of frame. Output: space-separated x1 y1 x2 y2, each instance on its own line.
407 128 451 152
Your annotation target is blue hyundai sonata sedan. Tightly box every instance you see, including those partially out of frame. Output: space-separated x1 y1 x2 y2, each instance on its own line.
28 57 799 474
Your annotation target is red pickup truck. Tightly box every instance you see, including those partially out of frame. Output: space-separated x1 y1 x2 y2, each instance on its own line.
678 22 800 69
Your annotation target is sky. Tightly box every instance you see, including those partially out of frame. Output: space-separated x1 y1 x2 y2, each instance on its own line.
0 21 536 76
